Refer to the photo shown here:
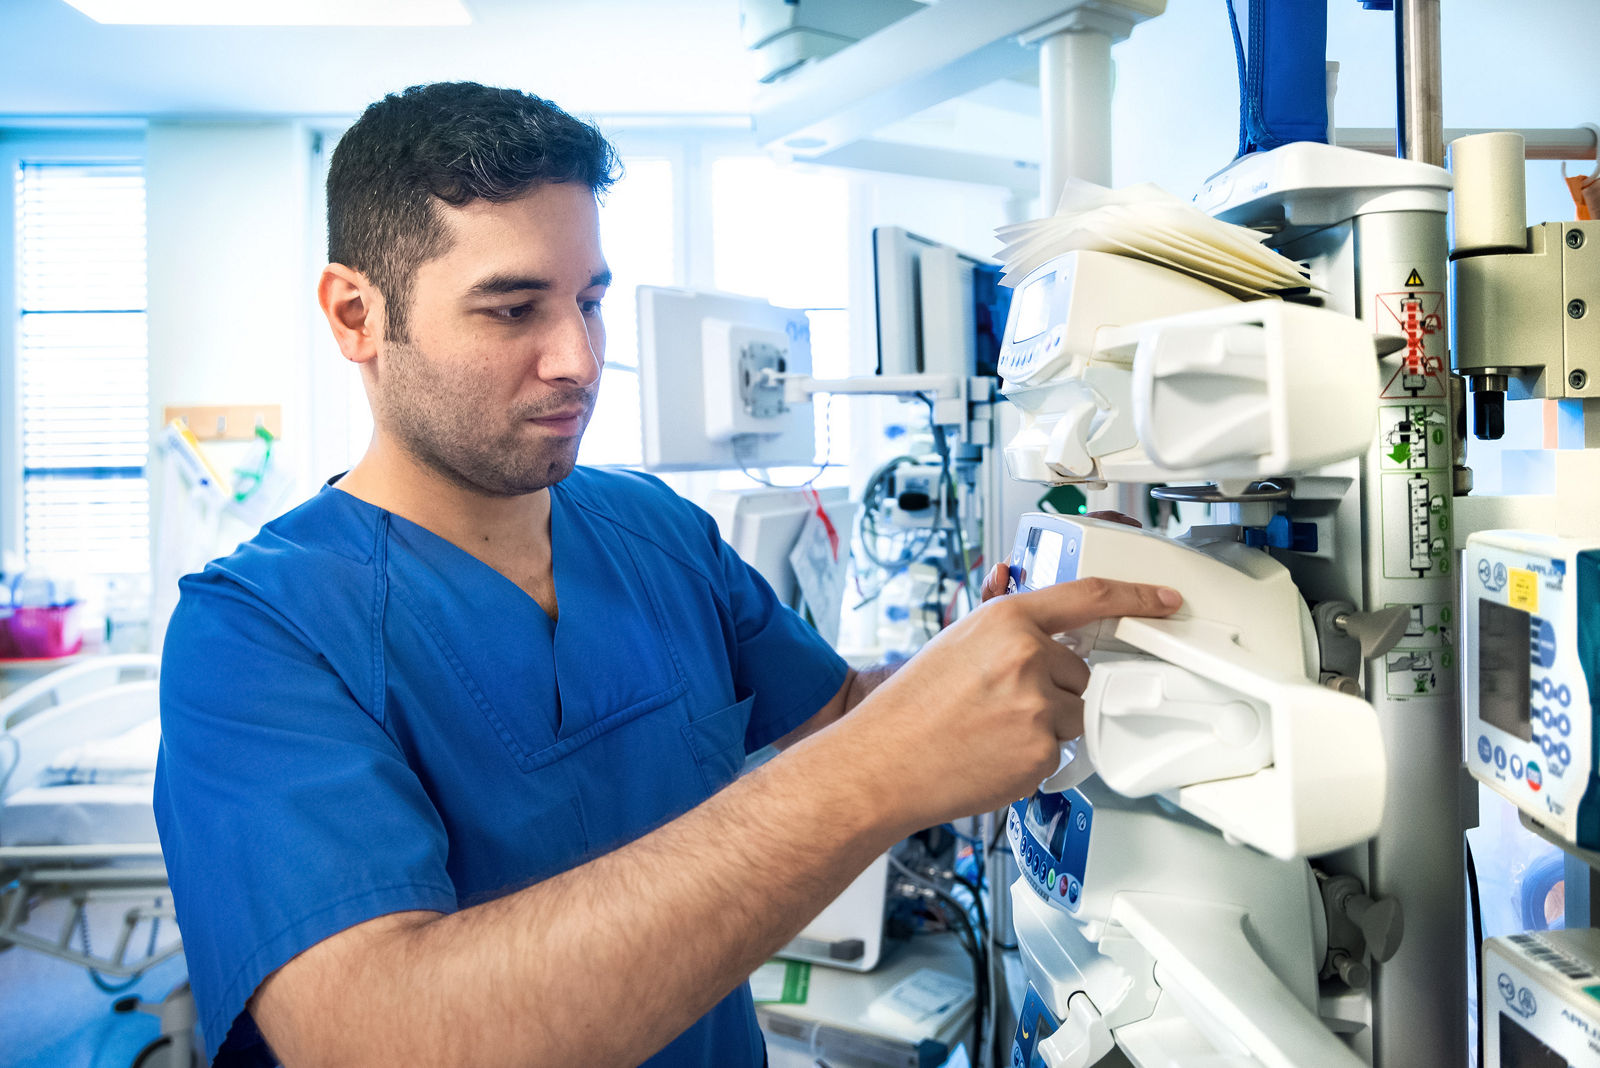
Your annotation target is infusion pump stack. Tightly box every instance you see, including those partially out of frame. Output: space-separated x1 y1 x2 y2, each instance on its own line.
988 130 1600 1068
990 142 1477 1068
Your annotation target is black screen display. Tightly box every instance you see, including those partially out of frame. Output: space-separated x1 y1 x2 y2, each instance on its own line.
1480 598 1533 741
1499 1011 1568 1067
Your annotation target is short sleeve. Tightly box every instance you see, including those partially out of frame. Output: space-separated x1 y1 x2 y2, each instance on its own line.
706 518 849 753
154 572 457 1065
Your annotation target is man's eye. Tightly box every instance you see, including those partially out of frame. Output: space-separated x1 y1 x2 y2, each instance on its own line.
493 304 532 321
581 299 604 318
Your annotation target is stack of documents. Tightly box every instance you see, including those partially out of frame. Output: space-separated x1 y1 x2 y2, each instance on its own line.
996 179 1315 300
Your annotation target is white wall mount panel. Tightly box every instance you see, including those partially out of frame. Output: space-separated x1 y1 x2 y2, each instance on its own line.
752 0 1163 161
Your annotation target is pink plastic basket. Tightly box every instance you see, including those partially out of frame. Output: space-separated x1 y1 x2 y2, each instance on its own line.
2 603 83 659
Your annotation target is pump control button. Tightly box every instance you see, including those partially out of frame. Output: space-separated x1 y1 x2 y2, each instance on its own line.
1559 714 1572 735
1533 620 1557 667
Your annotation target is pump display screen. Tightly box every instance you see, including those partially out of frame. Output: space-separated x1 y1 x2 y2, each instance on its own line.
1011 272 1054 344
1498 1012 1568 1067
1020 527 1066 591
1023 791 1073 858
1480 598 1533 741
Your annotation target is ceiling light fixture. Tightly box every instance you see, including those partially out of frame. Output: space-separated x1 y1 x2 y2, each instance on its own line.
60 0 472 27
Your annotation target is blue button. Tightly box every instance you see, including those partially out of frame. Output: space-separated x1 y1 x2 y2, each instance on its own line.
1542 679 1557 699
1558 685 1572 707
1533 619 1557 668
1512 755 1524 779
1068 883 1080 903
1559 714 1572 735
1478 736 1494 763
1539 707 1555 726
1496 746 1508 769
1540 737 1555 756
1558 744 1571 764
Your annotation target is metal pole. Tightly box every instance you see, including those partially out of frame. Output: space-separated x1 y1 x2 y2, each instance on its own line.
1398 0 1444 166
1338 125 1599 162
1038 27 1114 209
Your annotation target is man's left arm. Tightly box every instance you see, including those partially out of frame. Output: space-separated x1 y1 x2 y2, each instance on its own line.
772 662 895 748
774 561 1017 748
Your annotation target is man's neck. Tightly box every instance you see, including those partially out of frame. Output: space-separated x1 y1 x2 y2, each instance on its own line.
333 438 559 615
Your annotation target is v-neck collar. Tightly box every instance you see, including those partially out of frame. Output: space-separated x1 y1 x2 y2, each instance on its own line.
336 481 687 753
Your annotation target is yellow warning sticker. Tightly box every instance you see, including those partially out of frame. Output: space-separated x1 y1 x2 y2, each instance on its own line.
1405 269 1424 287
1508 568 1539 613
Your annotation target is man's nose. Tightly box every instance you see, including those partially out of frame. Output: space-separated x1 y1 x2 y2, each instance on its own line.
544 307 602 387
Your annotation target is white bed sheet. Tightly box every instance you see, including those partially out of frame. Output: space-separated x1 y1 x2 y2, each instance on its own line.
1 781 158 847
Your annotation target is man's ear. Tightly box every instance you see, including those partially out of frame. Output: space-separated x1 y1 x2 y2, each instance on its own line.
318 263 384 366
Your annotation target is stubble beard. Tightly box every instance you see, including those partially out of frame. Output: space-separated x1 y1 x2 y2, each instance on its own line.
378 339 596 498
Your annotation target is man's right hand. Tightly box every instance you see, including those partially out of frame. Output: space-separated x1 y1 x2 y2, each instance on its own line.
829 577 1181 831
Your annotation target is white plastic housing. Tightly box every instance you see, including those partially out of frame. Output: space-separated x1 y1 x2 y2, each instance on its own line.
1001 287 1379 487
1011 781 1361 1068
1014 515 1387 860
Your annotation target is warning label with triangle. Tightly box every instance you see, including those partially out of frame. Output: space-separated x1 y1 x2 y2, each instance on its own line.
1405 269 1424 287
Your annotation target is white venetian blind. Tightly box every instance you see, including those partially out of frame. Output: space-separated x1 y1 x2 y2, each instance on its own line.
16 160 150 577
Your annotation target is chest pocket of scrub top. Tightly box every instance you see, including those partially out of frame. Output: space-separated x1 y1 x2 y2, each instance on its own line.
683 691 755 795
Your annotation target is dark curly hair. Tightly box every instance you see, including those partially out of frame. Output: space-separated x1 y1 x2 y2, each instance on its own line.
327 82 621 342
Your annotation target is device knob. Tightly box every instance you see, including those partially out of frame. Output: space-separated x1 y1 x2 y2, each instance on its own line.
1036 992 1115 1068
1345 893 1404 962
1329 949 1371 989
1335 605 1411 661
1044 399 1099 479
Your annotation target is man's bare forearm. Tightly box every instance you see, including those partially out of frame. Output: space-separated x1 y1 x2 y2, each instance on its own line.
254 713 916 1068
255 579 1186 1068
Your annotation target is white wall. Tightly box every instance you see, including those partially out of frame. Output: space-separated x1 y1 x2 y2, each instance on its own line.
145 121 315 477
144 121 326 634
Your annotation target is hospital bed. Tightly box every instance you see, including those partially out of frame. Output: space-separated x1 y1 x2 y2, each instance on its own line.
0 654 197 1068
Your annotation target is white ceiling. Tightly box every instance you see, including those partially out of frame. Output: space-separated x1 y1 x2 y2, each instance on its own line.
0 0 760 121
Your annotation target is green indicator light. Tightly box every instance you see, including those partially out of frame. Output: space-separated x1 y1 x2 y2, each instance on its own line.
1585 985 1600 1003
1048 870 1057 889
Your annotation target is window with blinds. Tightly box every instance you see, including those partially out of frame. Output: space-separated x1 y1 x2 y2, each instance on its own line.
15 160 149 578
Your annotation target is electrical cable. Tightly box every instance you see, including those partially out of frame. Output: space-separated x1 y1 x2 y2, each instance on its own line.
731 392 838 490
1466 838 1485 1068
77 909 143 994
889 852 989 1064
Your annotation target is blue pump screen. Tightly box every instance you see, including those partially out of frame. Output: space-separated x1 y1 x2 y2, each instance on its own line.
1013 516 1085 591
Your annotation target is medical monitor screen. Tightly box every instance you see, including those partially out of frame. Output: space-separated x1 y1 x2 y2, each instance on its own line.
1480 598 1533 741
1011 272 1054 345
1498 1012 1568 1067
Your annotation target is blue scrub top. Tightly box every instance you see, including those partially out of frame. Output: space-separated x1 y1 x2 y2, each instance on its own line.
154 467 848 1066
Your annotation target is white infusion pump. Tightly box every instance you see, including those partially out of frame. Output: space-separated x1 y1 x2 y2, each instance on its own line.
1483 929 1600 1067
1464 531 1600 849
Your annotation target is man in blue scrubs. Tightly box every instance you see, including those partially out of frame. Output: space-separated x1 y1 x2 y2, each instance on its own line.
155 82 1182 1068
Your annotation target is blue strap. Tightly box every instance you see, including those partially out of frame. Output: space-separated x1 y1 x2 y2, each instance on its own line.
1230 0 1330 157
1226 0 1250 157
